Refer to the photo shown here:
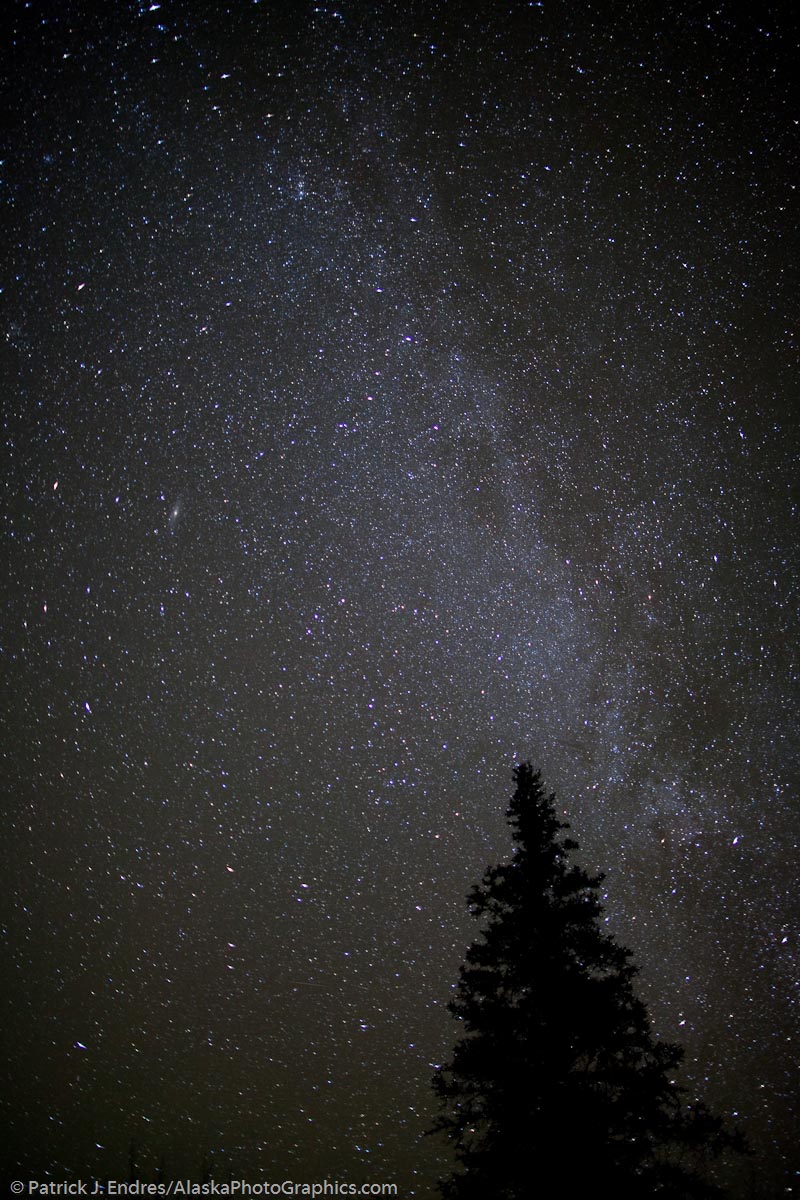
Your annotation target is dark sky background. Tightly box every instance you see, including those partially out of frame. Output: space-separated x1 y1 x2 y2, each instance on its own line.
2 0 797 1194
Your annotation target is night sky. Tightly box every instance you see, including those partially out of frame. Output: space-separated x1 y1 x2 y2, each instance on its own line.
2 1 797 1194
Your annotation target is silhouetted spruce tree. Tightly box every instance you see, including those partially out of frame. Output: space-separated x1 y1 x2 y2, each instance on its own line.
432 763 742 1199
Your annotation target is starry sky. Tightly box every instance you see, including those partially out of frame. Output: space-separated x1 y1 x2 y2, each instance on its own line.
2 0 797 1194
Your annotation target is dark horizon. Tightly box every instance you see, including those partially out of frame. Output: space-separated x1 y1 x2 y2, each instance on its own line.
2 1 796 1195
